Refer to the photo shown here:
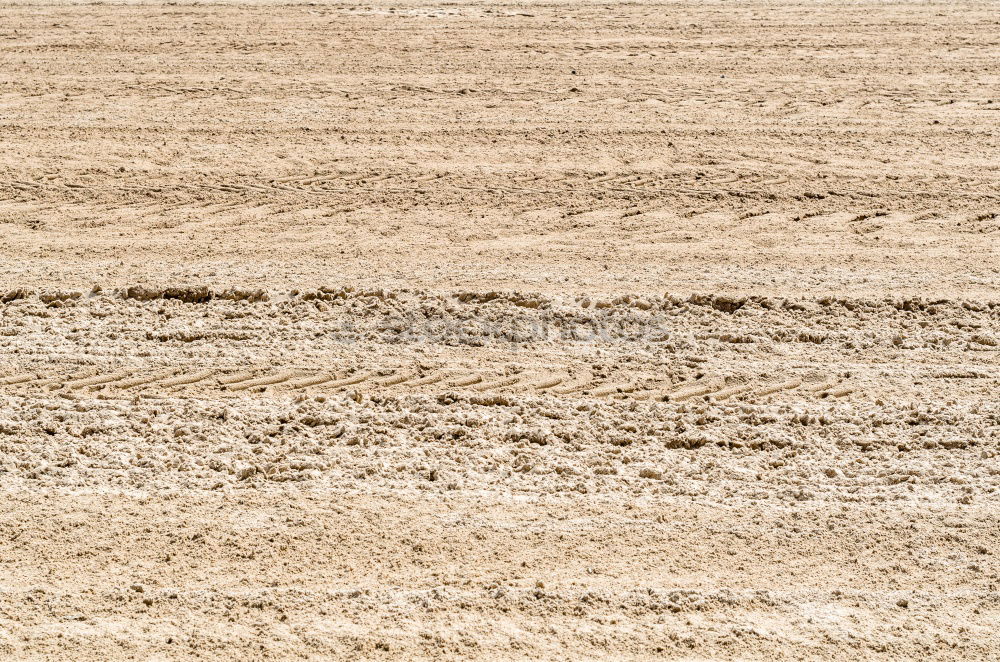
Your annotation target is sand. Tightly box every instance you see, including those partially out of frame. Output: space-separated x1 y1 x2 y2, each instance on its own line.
1 0 998 659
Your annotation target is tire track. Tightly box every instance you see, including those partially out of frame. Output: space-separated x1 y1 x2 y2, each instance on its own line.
0 365 859 404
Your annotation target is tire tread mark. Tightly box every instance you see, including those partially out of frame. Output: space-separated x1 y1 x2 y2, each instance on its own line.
67 371 131 390
534 376 564 390
752 378 802 398
821 385 855 398
379 372 417 387
591 383 636 397
664 378 724 402
218 371 255 386
550 379 594 395
288 373 336 389
1 373 37 385
116 370 181 390
324 373 370 389
474 376 521 392
450 374 482 387
407 372 448 387
229 371 298 391
803 379 839 393
160 370 215 388
709 383 753 402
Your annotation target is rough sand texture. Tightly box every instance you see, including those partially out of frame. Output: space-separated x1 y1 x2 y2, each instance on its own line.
1 1 998 659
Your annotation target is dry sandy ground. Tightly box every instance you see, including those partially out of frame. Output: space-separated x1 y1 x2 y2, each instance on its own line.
1 0 998 659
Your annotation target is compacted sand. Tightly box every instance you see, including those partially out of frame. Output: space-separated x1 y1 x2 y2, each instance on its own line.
1 1 998 659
